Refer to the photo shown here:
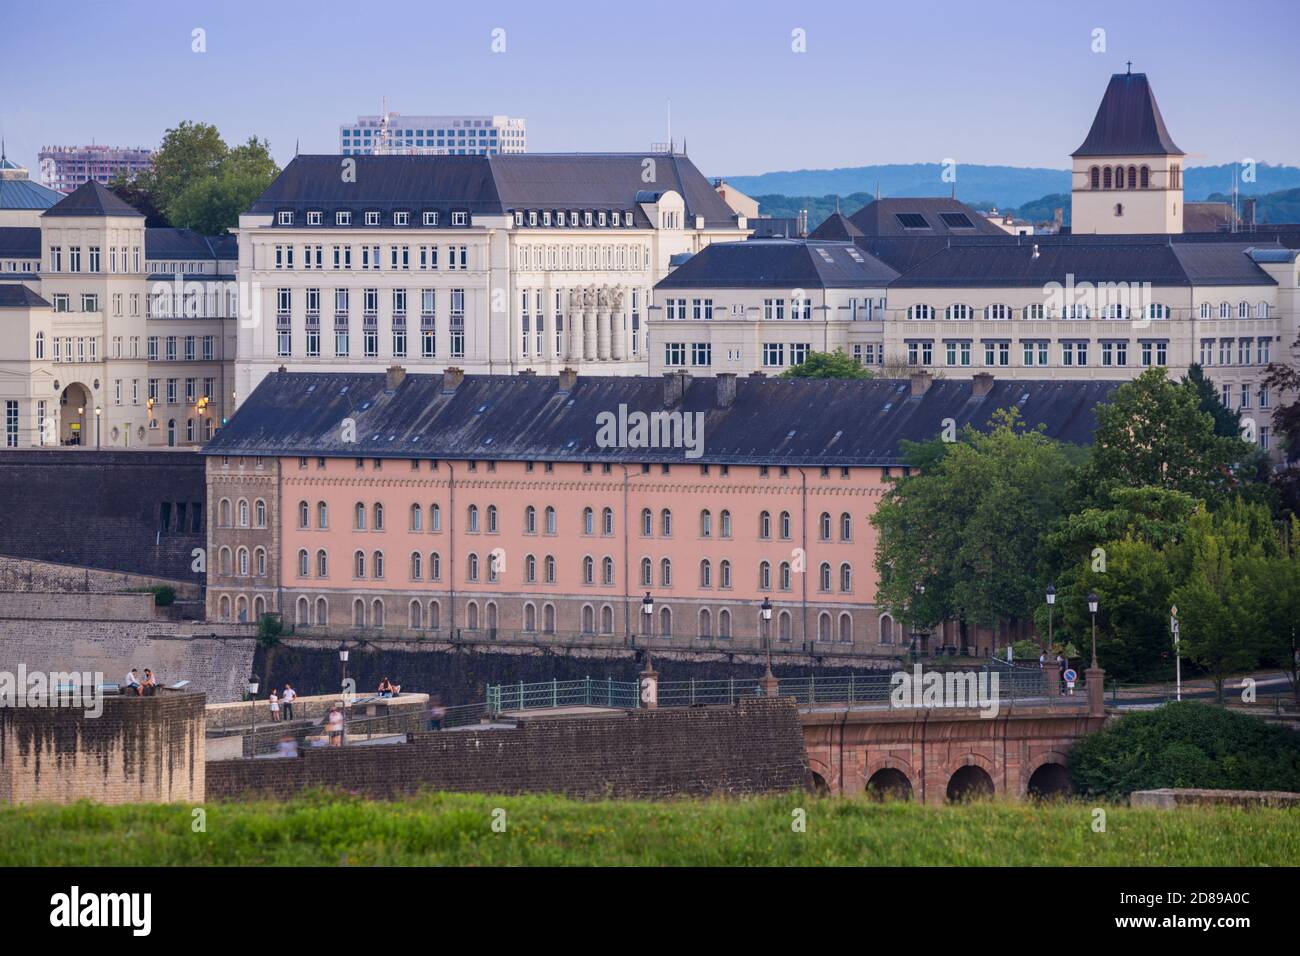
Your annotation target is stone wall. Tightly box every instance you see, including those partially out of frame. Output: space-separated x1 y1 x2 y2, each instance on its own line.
0 591 162 621
0 450 205 581
207 697 809 801
1130 788 1300 809
0 692 206 805
0 555 200 597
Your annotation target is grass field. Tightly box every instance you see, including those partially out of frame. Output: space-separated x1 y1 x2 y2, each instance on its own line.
2 792 1298 866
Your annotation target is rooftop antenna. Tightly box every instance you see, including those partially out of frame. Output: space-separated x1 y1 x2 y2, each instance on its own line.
294 138 299 157
667 98 672 154
1126 60 1132 75
875 181 880 202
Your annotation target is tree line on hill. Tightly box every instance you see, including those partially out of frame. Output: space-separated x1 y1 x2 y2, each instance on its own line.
777 349 1300 699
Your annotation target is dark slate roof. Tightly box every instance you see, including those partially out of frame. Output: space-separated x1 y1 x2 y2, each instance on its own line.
847 198 1007 237
247 154 502 220
0 175 62 210
888 236 1275 288
145 227 238 261
808 211 864 241
746 216 803 238
1073 72 1183 157
204 371 1115 467
1183 202 1236 233
42 179 143 218
0 284 50 308
247 152 743 229
0 226 40 258
656 238 897 290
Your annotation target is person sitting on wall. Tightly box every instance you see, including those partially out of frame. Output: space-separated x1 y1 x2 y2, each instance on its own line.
141 669 158 696
378 677 393 698
123 668 142 696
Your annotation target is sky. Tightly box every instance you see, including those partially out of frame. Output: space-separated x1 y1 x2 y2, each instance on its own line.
3 0 1298 179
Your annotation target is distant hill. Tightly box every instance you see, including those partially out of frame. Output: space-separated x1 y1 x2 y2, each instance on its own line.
1203 187 1300 224
724 162 1300 214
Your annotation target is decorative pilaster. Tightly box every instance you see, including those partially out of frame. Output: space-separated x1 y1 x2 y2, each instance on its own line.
567 288 584 362
609 287 626 361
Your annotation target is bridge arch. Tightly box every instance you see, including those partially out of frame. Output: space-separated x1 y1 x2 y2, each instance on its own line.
806 756 836 795
865 767 913 801
1026 753 1073 800
945 756 996 802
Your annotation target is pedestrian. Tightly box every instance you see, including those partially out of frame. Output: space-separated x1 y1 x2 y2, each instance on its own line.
429 696 446 731
327 705 344 747
277 734 299 758
1039 652 1046 669
269 688 280 722
281 683 296 720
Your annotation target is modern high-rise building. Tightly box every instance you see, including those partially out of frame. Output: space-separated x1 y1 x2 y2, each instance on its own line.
38 145 154 194
339 113 526 156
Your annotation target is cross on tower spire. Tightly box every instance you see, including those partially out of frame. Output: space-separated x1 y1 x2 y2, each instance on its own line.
1126 60 1132 74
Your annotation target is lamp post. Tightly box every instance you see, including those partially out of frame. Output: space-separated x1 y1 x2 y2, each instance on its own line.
641 591 654 638
337 641 350 746
77 405 84 446
94 406 101 449
910 582 926 659
247 674 260 756
1046 583 1056 654
1087 592 1099 668
1085 592 1106 716
760 597 777 697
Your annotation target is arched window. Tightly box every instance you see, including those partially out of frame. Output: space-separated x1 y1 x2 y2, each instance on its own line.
487 505 498 533
660 557 672 587
640 557 653 587
543 603 555 634
1103 166 1113 189
525 505 537 534
583 555 595 585
354 502 366 530
544 555 555 583
778 610 792 642
410 551 422 580
219 547 232 575
641 508 653 536
779 561 791 591
720 510 732 538
219 595 230 621
354 550 366 578
298 549 309 577
525 554 537 583
840 562 853 592
238 499 249 527
296 596 309 625
430 552 441 580
719 609 732 638
819 512 831 541
253 595 265 619
255 499 267 528
660 509 672 537
583 507 594 535
487 550 500 582
700 509 712 537
759 511 771 539
984 304 1011 321
1115 166 1125 189
167 419 176 447
431 503 442 531
1220 301 1231 319
467 552 480 581
819 562 832 592
317 501 328 528
699 608 712 638
1090 166 1100 189
840 512 852 541
907 304 934 321
544 506 556 534
818 612 831 642
1127 165 1137 190
700 559 712 588
602 507 614 536
720 560 732 589
839 613 853 643
315 597 328 625
467 601 479 630
486 602 497 634
235 595 248 623
659 606 672 636
759 560 771 591
600 605 613 634
602 556 614 586
410 504 422 531
1239 301 1250 319
353 599 366 627
372 599 384 628
467 504 479 532
298 501 309 529
219 498 231 527
255 548 267 577
880 614 894 645
779 511 791 540
35 331 44 358
1140 165 1150 188
944 304 972 321
237 547 249 576
428 600 441 630
581 604 595 634
316 549 328 577
409 600 422 629
524 602 537 632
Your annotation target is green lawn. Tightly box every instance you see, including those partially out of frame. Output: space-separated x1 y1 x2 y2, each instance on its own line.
3 792 1297 866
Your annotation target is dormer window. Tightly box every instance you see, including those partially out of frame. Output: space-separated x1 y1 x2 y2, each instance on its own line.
542 210 552 226
584 211 593 227
452 211 468 226
307 211 323 226
570 211 579 226
598 211 607 227
393 211 409 226
624 211 633 226
278 211 294 226
423 211 438 226
336 211 352 226
513 210 523 226
528 210 537 226
365 211 380 226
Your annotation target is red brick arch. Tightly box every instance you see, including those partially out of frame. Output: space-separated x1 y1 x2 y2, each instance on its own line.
864 754 916 788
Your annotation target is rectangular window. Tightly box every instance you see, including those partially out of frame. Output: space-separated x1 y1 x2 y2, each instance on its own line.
665 342 686 366
762 342 785 367
690 342 712 367
5 400 18 447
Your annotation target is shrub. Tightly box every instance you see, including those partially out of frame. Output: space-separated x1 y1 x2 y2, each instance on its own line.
1068 701 1300 798
149 585 176 607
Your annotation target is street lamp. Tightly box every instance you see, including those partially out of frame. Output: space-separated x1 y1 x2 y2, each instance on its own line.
641 591 654 637
1046 584 1056 657
247 674 260 756
337 642 350 746
760 597 774 679
94 406 101 449
1087 592 1099 669
911 582 926 657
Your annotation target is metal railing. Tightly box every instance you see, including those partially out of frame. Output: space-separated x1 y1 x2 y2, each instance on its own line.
487 678 640 713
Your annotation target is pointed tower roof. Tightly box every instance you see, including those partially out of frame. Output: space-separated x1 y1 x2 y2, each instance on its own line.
1073 72 1183 158
808 210 864 241
42 179 144 218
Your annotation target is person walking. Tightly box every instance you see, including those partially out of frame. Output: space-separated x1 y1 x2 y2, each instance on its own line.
281 683 297 721
269 688 280 722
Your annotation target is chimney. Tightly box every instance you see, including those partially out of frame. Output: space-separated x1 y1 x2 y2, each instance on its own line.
385 365 406 390
972 371 994 396
716 372 737 409
277 365 286 373
910 370 933 397
518 368 536 377
557 367 577 391
663 369 689 406
442 367 464 393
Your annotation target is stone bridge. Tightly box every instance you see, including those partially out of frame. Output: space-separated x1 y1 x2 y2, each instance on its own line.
800 699 1106 802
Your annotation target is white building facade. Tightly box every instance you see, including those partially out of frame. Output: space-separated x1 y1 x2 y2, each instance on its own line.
340 113 526 156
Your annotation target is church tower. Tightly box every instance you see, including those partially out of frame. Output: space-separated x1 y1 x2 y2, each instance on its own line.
1070 69 1184 234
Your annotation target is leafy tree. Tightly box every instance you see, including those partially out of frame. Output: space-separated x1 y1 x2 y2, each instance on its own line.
1082 367 1254 508
1182 363 1241 438
1240 523 1300 707
168 166 273 236
146 121 228 214
1172 534 1261 703
872 407 1076 644
1068 701 1300 798
778 349 871 379
1262 333 1300 518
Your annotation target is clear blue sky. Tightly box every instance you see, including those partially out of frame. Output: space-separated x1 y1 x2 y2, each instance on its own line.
3 0 1297 177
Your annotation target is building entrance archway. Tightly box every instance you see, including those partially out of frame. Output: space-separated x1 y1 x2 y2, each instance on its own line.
58 383 92 445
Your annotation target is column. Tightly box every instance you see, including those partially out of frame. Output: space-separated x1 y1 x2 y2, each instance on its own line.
583 286 597 362
567 288 584 362
596 285 612 361
610 287 626 361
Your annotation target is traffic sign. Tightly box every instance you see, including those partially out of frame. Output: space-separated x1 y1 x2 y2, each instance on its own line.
1063 668 1078 683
